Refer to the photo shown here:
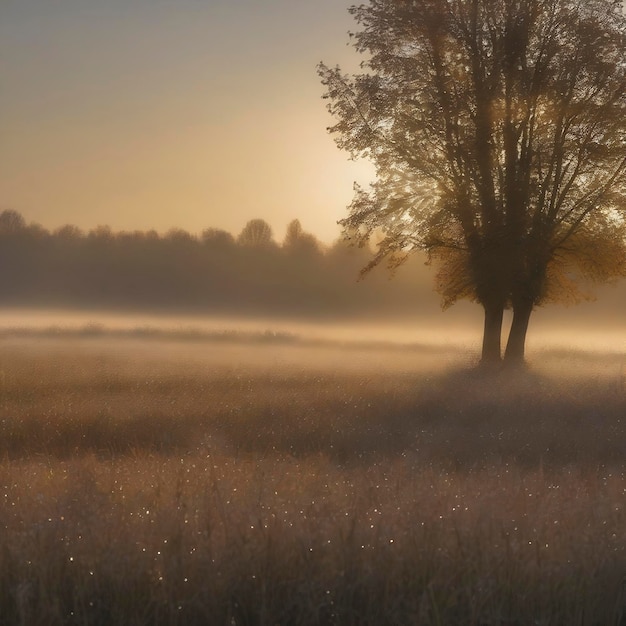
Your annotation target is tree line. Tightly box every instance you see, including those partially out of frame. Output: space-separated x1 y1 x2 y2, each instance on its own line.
0 210 438 318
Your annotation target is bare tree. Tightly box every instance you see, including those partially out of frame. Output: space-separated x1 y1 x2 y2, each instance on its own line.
320 0 626 363
237 219 275 248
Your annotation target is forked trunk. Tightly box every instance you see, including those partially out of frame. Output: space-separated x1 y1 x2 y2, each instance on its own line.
504 301 533 365
481 303 504 364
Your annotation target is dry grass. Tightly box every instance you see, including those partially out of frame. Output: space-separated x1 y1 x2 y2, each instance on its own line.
0 335 624 625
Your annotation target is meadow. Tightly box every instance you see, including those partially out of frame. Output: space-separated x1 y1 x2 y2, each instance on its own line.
0 330 624 625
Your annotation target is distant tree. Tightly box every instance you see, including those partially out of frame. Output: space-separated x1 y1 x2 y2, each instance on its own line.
320 0 626 364
0 210 26 233
55 225 84 240
24 222 48 239
283 219 321 255
237 219 274 247
88 225 113 241
202 227 235 248
283 219 303 247
165 228 196 244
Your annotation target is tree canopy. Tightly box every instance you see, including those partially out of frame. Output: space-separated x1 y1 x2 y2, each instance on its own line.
320 0 626 363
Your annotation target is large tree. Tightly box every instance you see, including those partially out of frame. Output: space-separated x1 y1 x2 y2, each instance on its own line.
320 0 626 363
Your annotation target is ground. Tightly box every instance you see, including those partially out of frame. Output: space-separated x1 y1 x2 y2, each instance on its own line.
0 332 624 625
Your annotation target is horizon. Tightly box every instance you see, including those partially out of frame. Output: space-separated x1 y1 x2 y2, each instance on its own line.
0 208 345 244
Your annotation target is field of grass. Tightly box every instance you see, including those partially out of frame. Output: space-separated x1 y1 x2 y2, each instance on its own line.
0 332 624 625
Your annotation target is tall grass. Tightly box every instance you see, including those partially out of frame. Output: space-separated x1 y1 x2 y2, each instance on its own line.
0 336 624 625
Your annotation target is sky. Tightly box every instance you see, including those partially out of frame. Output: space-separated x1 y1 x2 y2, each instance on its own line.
0 0 374 243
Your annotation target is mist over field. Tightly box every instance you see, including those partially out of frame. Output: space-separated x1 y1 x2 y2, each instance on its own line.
0 333 624 625
0 304 624 356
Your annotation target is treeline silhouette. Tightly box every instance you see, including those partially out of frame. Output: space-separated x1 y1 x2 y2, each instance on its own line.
0 210 441 318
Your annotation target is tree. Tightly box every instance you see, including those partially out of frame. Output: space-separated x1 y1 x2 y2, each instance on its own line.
0 210 26 233
202 227 235 248
55 225 84 240
319 0 626 363
237 219 275 247
283 219 321 255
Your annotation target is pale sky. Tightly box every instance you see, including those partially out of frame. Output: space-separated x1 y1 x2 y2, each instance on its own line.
0 0 374 242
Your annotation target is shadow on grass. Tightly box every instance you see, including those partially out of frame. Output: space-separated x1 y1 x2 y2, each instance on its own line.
213 365 626 469
1 365 623 467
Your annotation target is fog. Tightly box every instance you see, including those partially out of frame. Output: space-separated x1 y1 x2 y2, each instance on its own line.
0 304 623 355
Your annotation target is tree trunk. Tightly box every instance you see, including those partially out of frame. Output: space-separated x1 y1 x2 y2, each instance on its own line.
504 301 533 365
481 303 504 364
